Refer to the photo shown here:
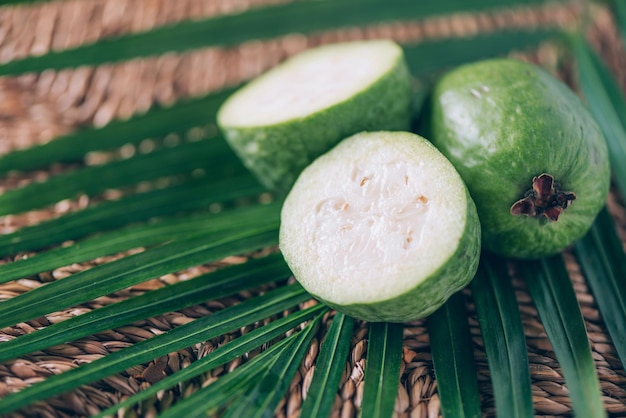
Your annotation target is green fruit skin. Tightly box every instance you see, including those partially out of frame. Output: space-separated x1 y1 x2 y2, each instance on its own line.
218 54 412 194
425 58 610 259
307 193 481 323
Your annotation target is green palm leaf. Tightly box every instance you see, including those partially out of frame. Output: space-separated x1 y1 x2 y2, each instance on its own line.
0 90 233 175
405 29 560 78
155 335 292 418
300 313 355 418
361 322 405 418
221 316 321 418
0 203 277 284
612 0 626 43
0 174 264 256
574 208 626 367
521 256 606 418
0 283 311 415
429 293 481 418
472 256 533 418
0 0 49 5
97 303 328 417
572 35 626 198
0 137 244 217
0 0 559 76
0 253 289 363
0 221 279 329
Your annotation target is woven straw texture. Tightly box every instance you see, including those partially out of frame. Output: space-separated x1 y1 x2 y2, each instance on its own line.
1 1 626 417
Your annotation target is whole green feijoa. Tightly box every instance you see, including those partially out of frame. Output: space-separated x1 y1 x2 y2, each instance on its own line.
217 40 412 194
425 58 610 259
279 131 481 323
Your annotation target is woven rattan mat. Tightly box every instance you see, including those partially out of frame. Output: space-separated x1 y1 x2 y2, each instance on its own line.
1 1 626 417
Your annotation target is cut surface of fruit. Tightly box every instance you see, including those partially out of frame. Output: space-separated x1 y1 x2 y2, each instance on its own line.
217 40 412 193
218 40 402 127
279 131 481 322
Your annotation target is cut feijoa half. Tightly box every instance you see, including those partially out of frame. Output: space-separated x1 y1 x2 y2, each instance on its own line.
424 58 610 259
279 131 481 322
217 40 412 193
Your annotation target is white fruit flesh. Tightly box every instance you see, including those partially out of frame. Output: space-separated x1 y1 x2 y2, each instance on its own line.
280 131 468 306
217 40 404 127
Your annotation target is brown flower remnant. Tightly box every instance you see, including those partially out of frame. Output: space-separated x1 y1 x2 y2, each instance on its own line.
510 173 576 221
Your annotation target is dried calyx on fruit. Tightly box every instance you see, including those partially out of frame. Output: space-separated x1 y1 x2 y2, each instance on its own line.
510 173 576 221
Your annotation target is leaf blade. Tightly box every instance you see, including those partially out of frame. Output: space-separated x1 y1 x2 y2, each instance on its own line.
612 0 626 45
574 207 626 367
0 90 233 175
97 303 328 417
429 292 481 418
300 313 355 418
0 220 279 329
157 337 290 418
0 283 312 415
0 137 244 216
571 36 626 199
521 256 606 418
0 174 264 256
0 201 280 285
405 28 561 78
0 0 560 76
221 315 322 418
471 255 533 418
0 253 289 363
156 323 314 418
361 322 404 418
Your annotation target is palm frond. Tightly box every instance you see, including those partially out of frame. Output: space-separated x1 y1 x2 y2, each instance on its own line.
0 0 561 76
96 303 328 417
0 220 278 329
0 283 311 414
161 335 288 418
0 0 50 5
612 0 626 43
0 90 233 175
361 322 405 418
0 174 264 256
471 255 533 418
0 138 244 217
0 203 277 284
154 333 291 418
0 253 289 363
575 208 626 367
405 29 561 78
154 335 298 418
428 293 481 418
521 256 606 418
572 35 626 198
221 316 321 418
300 313 354 418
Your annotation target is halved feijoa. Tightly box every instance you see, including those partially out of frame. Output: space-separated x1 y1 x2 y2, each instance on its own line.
279 131 481 323
217 40 412 193
425 58 610 259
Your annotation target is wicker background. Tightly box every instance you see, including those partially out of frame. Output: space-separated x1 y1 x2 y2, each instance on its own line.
1 0 626 417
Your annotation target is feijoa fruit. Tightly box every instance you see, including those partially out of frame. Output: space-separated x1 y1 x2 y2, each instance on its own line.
279 131 481 322
217 40 412 193
425 58 610 259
